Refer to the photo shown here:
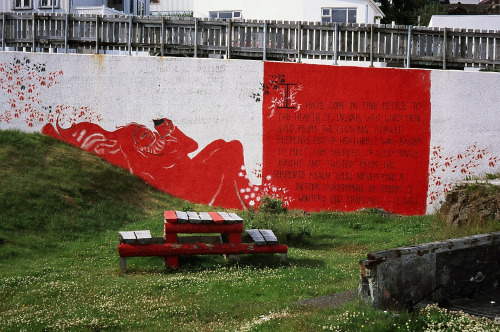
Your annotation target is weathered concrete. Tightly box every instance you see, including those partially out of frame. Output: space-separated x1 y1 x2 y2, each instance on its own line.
359 232 500 310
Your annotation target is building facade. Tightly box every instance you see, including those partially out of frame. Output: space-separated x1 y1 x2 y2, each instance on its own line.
192 0 384 24
2 1 385 24
2 0 150 15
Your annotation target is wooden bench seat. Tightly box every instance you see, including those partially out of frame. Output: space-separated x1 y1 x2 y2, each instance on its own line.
118 230 152 244
245 229 279 245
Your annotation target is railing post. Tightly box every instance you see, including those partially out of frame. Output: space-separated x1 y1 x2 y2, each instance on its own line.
297 22 302 63
2 13 6 51
32 13 37 52
263 21 267 61
406 25 412 68
370 24 373 67
193 17 198 58
226 19 231 59
443 28 447 70
160 16 165 57
128 16 133 55
334 22 338 65
95 15 100 54
64 14 69 53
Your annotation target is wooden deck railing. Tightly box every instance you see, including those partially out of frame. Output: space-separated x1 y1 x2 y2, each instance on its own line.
1 12 499 69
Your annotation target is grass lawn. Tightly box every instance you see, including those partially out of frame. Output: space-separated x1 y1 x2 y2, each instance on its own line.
0 130 498 331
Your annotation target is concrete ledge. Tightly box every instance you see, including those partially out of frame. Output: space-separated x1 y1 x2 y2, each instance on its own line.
359 232 500 310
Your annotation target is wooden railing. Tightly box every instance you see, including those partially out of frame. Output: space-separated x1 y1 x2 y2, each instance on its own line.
1 12 500 69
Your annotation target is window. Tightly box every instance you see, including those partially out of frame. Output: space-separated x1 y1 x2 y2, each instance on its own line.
321 7 357 24
39 0 60 9
209 11 242 20
14 0 32 9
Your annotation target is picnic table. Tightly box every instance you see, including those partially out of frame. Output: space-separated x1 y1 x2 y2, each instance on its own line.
118 211 288 270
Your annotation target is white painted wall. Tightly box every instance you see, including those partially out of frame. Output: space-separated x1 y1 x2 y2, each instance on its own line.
428 70 500 212
429 15 500 31
301 0 382 24
449 0 480 3
192 0 383 24
150 0 193 14
1 51 499 214
0 52 264 185
193 0 303 21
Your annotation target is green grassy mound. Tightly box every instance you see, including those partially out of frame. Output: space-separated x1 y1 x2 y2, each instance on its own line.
0 130 497 331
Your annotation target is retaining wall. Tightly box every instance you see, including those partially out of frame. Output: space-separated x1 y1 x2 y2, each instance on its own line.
0 51 499 214
359 232 500 310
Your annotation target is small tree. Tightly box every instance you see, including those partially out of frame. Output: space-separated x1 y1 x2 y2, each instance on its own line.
411 1 446 26
380 0 446 26
258 196 287 214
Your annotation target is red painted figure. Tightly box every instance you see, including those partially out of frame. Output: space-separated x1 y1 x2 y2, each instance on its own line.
42 118 249 209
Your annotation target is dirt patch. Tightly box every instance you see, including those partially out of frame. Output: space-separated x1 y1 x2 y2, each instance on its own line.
340 244 368 254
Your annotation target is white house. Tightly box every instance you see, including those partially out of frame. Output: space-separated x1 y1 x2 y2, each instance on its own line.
2 0 150 15
192 0 385 24
449 0 480 3
149 0 193 16
429 15 500 31
3 1 385 23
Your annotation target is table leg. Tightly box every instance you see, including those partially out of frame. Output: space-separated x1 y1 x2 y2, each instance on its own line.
165 233 178 243
119 257 127 271
228 255 241 263
165 256 179 269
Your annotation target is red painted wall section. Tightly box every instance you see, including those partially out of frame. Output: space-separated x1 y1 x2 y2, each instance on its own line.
42 119 249 209
262 62 431 215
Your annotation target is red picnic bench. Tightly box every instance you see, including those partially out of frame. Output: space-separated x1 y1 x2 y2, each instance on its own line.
117 211 288 270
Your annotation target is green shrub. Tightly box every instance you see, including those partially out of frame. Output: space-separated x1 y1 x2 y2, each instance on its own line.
258 196 287 214
485 173 499 180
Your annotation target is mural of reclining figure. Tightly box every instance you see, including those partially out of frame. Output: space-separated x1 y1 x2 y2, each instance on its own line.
42 118 249 209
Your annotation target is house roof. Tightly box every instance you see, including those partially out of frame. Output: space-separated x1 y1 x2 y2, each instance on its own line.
367 0 385 18
429 15 500 30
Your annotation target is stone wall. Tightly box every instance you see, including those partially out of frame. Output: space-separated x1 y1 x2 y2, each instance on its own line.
440 182 500 226
359 232 500 310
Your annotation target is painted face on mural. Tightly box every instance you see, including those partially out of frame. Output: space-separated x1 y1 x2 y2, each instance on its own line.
134 126 156 147
132 125 169 156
